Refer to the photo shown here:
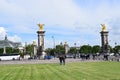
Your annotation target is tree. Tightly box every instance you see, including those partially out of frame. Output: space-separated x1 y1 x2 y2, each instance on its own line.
0 47 20 54
26 44 34 56
68 47 76 54
92 45 101 54
45 48 52 55
50 49 55 56
12 48 19 53
6 47 13 54
113 45 120 54
108 45 113 53
79 45 92 54
0 48 3 54
55 45 65 54
45 48 55 56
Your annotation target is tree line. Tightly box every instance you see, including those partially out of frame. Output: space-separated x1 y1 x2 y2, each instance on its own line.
45 44 120 56
0 47 19 54
1 44 120 57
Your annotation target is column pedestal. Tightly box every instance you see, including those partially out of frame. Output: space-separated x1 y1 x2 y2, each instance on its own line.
37 30 46 59
100 31 109 54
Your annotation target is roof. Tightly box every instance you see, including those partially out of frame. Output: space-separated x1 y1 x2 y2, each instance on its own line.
0 35 22 48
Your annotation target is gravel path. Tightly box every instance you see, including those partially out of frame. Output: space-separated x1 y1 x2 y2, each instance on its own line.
0 58 102 65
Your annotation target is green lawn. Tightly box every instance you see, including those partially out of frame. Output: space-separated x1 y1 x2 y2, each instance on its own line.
0 62 120 80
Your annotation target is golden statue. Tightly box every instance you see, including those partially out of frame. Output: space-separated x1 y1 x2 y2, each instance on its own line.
38 23 44 30
33 41 36 45
101 24 106 31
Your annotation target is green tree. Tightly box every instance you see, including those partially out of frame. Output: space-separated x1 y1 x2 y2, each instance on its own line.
68 47 76 54
0 47 20 54
19 51 24 58
26 44 34 56
12 48 19 53
55 45 65 54
0 48 3 54
113 45 120 53
108 45 113 53
45 48 54 55
92 45 101 54
51 48 56 56
45 48 52 55
6 47 13 54
79 45 92 54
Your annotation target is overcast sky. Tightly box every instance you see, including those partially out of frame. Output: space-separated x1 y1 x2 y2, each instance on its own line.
0 0 120 48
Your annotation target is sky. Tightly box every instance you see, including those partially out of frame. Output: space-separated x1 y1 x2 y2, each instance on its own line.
0 0 120 48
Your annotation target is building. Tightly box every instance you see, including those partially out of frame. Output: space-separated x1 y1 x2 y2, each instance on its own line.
0 35 22 53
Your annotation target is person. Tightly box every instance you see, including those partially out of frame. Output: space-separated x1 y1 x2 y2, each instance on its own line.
59 54 66 65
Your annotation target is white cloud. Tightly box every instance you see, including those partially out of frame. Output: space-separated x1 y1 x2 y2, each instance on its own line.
0 0 81 28
0 27 21 42
0 27 6 39
2 0 119 32
0 0 26 15
1 0 120 47
8 35 21 42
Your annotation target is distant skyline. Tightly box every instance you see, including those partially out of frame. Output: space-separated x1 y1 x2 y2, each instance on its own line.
0 0 120 48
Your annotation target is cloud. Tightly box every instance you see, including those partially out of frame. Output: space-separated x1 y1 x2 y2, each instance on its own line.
0 0 26 15
1 0 120 48
8 35 21 42
1 0 120 32
0 27 6 39
0 27 21 42
106 18 120 46
0 0 81 29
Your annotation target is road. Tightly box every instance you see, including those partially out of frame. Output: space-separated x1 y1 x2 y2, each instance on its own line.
0 58 102 65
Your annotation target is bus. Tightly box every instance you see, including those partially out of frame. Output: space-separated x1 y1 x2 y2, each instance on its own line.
0 54 20 61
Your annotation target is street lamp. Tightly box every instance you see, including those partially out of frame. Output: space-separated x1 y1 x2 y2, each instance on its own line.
52 36 56 58
115 42 117 46
74 43 76 59
115 42 117 53
52 36 55 49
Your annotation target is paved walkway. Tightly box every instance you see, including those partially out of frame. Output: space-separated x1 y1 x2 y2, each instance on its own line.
0 58 103 65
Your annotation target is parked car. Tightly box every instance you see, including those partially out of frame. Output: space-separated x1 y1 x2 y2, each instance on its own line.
44 55 54 59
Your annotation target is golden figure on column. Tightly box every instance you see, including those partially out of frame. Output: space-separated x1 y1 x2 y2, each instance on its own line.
101 24 106 31
38 23 44 31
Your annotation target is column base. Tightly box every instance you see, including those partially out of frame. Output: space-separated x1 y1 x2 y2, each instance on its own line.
39 51 46 59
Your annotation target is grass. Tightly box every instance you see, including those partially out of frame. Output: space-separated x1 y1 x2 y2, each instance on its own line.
0 62 120 80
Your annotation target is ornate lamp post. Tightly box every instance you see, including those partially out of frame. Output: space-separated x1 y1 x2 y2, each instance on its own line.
52 36 56 57
115 42 117 54
52 36 55 49
74 43 77 59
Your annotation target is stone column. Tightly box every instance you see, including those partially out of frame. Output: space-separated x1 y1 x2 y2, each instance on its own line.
3 46 6 54
64 42 69 54
100 24 109 54
37 23 46 59
33 41 37 56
